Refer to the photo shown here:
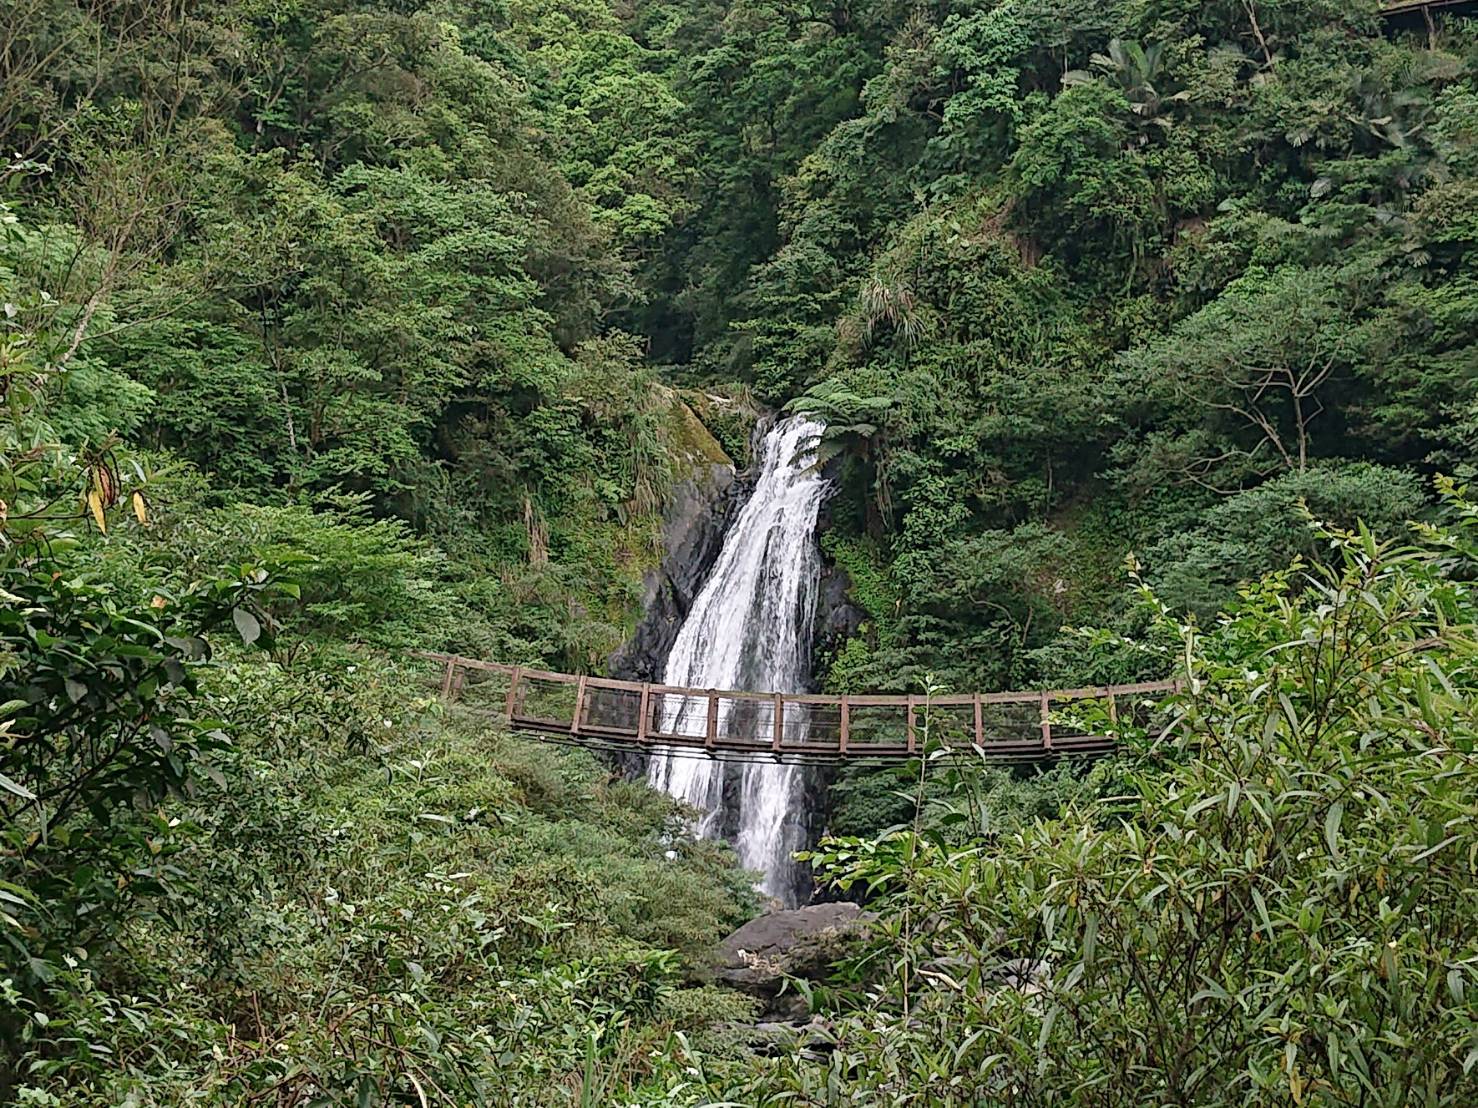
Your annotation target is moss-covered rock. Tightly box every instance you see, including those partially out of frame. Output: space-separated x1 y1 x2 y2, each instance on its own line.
677 386 760 470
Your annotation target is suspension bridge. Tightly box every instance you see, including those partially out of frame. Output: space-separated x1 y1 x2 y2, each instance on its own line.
425 652 1181 765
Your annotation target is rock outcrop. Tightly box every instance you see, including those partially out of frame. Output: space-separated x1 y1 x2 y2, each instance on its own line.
712 902 874 1019
608 394 750 683
813 558 865 671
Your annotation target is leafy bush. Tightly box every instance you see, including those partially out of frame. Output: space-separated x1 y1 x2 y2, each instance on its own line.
719 491 1478 1105
1142 462 1428 619
8 652 754 1104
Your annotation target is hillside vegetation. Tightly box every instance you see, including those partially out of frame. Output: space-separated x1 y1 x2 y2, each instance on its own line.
3 0 1478 1103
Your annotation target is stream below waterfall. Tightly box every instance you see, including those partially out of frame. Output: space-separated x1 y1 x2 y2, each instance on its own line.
647 415 829 905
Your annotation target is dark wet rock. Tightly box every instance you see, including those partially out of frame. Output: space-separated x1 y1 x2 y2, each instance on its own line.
813 558 865 666
603 457 741 780
608 405 746 684
810 484 865 670
712 903 874 1018
797 523 863 896
600 401 746 779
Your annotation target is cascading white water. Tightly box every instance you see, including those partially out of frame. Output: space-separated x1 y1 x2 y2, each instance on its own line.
647 415 828 903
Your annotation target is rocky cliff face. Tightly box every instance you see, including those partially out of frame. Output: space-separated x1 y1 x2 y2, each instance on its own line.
813 559 865 674
613 404 866 686
811 476 867 676
608 393 751 682
608 461 743 681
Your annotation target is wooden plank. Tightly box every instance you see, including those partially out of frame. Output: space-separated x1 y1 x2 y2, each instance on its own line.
418 651 518 676
505 666 523 721
516 715 578 729
844 694 913 707
582 674 648 693
981 689 1046 705
503 716 1122 764
1052 679 1178 701
1380 0 1478 17
637 729 707 749
578 722 644 738
570 675 587 734
845 693 972 707
466 658 517 675
446 650 1183 758
518 666 580 684
645 681 766 701
907 694 976 707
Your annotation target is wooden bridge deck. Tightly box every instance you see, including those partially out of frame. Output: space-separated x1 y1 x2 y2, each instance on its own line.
425 653 1180 765
1382 0 1478 21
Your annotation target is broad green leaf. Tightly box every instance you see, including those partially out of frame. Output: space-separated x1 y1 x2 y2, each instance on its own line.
232 607 261 645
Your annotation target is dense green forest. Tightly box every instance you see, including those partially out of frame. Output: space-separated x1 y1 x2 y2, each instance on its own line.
3 0 1477 1102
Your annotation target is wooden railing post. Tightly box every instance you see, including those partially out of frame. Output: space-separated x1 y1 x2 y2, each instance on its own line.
504 666 523 722
706 691 719 751
973 692 983 748
440 657 458 699
838 695 849 755
906 694 917 754
1040 691 1052 751
570 675 587 735
773 694 785 753
636 684 651 742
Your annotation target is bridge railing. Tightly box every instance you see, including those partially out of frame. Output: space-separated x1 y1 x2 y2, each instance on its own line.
422 652 1182 761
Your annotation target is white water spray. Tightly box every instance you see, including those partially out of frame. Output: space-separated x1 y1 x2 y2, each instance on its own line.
647 415 828 903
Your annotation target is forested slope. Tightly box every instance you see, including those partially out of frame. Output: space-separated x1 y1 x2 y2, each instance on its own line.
7 0 1475 680
651 0 1478 695
3 0 1478 1102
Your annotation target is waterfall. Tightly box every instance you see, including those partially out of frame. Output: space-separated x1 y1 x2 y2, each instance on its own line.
647 415 829 903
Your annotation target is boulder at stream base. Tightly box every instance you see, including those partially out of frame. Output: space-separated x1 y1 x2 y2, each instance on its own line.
713 903 874 1019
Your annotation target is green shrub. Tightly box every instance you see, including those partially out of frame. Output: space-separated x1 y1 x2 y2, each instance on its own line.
720 491 1478 1105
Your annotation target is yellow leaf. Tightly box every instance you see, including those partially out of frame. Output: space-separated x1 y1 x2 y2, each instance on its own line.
87 490 106 533
132 491 148 525
151 595 167 610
